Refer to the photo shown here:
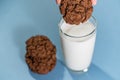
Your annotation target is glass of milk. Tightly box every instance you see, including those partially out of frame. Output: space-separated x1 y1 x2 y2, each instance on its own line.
59 16 97 72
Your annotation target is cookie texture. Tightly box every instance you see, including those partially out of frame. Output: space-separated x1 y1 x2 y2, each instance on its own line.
25 35 56 74
60 0 93 25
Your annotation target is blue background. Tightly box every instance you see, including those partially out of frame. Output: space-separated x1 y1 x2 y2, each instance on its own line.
0 0 120 80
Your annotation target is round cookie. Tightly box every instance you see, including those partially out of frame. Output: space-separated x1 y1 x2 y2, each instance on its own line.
25 35 56 74
60 0 93 25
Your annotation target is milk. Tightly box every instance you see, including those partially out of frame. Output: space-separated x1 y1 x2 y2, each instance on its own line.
59 20 96 71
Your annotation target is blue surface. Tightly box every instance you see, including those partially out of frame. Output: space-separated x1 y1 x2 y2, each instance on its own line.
0 0 120 80
29 60 113 80
92 0 120 80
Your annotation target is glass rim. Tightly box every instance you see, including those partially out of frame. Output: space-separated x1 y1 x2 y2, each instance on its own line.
59 16 97 38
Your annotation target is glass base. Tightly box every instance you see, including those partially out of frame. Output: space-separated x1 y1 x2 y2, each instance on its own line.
60 60 89 73
67 66 88 73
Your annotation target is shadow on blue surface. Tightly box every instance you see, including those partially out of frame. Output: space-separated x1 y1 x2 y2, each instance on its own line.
68 64 114 80
29 60 113 80
29 60 65 80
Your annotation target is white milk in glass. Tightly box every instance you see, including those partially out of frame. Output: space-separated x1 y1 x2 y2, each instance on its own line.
59 18 96 72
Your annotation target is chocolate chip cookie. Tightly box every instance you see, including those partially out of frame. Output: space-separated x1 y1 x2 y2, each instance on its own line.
60 0 93 25
25 35 56 74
